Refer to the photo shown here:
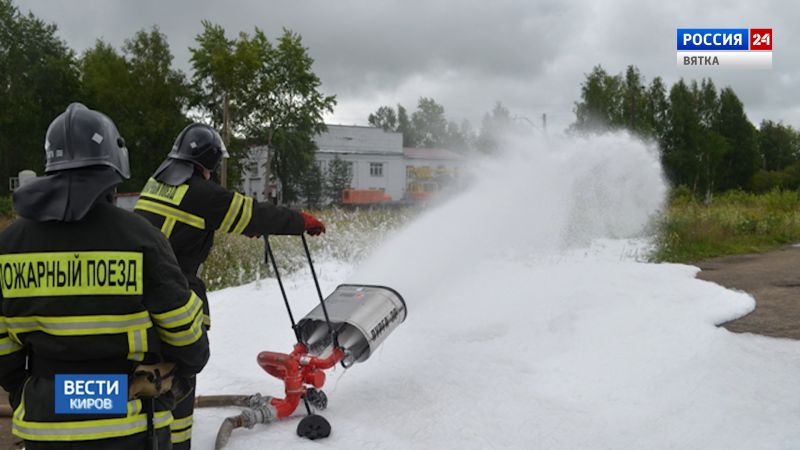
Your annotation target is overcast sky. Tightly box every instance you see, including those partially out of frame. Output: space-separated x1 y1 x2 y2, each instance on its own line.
15 0 800 133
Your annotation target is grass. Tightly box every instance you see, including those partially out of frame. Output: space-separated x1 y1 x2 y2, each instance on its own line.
0 196 11 217
652 189 800 263
203 207 415 291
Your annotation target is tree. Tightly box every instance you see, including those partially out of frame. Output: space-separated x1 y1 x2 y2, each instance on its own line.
242 29 336 204
621 65 647 134
123 28 190 191
662 79 701 189
80 28 191 191
0 0 80 194
325 155 352 205
396 104 415 147
759 120 799 171
80 40 133 131
476 102 515 152
190 21 260 187
411 97 448 147
572 65 623 133
270 127 317 203
714 87 759 191
298 161 324 209
368 106 397 131
643 76 669 142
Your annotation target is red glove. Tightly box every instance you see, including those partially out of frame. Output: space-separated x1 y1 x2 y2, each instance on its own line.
301 212 326 236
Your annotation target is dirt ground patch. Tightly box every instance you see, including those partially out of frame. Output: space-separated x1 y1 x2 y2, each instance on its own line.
697 244 800 339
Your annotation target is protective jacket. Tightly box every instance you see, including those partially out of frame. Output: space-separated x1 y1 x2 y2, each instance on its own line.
0 197 210 446
134 172 304 326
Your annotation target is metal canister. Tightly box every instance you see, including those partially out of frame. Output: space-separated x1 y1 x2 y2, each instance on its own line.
297 284 407 366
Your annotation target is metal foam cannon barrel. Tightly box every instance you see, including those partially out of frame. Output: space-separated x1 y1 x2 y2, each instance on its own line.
297 284 406 366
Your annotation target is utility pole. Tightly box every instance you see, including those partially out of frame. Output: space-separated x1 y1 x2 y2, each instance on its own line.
221 92 230 188
542 113 547 132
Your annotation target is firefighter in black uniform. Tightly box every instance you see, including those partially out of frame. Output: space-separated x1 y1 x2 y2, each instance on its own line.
134 123 325 449
0 103 210 449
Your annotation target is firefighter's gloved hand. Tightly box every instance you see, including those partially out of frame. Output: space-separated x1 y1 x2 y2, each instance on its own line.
129 362 176 399
301 212 326 236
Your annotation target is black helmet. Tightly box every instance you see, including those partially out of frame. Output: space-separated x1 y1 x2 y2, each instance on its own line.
153 123 228 185
168 123 228 171
13 103 129 222
44 103 130 178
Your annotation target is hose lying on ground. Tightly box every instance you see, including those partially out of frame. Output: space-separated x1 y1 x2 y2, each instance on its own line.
196 393 268 409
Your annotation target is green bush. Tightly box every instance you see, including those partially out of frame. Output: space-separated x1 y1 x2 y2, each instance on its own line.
0 196 12 218
652 189 800 262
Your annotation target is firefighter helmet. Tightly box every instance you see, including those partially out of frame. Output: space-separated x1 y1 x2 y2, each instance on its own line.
168 123 228 171
153 123 228 185
44 103 130 178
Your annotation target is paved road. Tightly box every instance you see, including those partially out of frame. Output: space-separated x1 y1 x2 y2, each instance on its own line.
697 244 800 339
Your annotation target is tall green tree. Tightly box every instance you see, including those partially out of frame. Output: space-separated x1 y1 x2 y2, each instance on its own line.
298 161 324 209
80 28 190 191
80 40 132 132
643 76 669 142
242 29 336 204
396 104 415 147
759 120 799 171
123 28 191 191
325 155 352 205
270 127 317 203
410 97 448 147
662 79 700 189
0 0 80 193
477 102 514 152
714 87 759 191
190 21 260 187
621 65 647 134
368 106 397 131
572 65 623 133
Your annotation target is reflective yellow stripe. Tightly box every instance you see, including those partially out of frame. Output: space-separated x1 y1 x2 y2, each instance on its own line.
13 409 172 441
171 427 193 443
127 328 148 362
13 379 28 422
0 252 143 298
231 196 253 234
203 314 211 328
0 336 23 356
171 415 193 430
219 193 244 232
130 399 142 416
6 312 151 337
151 292 202 329
134 199 205 230
140 178 189 206
161 217 177 237
157 312 203 347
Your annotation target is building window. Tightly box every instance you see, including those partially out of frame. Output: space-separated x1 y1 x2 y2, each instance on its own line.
370 162 384 177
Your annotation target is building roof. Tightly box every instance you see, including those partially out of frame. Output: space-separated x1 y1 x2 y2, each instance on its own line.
314 124 403 154
403 147 463 160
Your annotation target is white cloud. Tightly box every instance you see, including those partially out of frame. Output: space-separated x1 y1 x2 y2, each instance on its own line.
15 0 800 130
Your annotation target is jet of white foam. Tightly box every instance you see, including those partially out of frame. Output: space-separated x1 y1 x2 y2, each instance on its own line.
351 132 667 301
